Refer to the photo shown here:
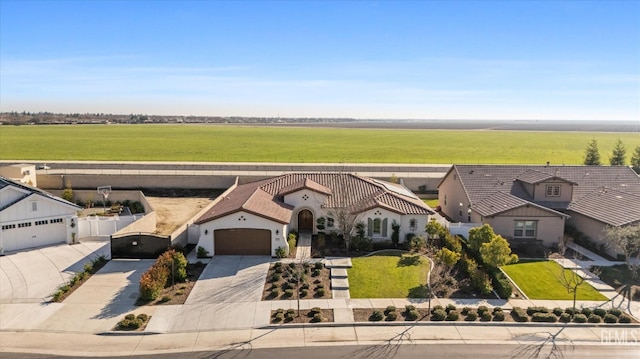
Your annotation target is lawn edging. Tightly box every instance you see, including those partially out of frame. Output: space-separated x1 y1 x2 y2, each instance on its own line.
498 266 529 300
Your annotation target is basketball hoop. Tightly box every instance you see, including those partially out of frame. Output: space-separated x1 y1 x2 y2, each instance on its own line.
97 186 112 214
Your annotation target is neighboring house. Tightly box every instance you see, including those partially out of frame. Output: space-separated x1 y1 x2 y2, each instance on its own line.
0 176 80 254
0 164 37 187
195 173 434 256
438 165 640 256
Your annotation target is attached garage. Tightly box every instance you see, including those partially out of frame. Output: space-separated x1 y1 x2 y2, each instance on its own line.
214 228 271 255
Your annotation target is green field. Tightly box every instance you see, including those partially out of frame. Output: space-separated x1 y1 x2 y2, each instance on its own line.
501 261 607 301
348 253 430 298
1 124 638 163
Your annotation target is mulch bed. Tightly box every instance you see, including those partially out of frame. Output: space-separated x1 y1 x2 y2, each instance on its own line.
136 262 206 306
262 262 332 300
270 309 334 324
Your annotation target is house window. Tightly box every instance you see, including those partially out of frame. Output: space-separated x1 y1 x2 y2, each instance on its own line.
327 217 334 228
514 220 536 238
545 185 561 197
50 218 63 224
35 220 48 226
31 202 38 211
444 194 447 206
409 219 417 231
373 218 381 234
2 224 16 230
18 222 32 228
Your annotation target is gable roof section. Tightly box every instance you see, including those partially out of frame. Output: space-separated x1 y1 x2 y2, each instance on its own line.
515 170 577 185
0 176 80 212
196 173 433 225
472 191 568 218
568 188 640 226
277 178 332 196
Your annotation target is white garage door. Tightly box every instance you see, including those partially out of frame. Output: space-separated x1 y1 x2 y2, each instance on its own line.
2 221 66 252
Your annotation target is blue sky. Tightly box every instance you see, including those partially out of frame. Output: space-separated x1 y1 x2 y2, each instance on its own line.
1 1 639 121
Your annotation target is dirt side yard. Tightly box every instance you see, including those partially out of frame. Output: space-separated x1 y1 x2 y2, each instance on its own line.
146 197 213 235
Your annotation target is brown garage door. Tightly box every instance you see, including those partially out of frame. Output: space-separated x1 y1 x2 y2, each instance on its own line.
214 228 271 255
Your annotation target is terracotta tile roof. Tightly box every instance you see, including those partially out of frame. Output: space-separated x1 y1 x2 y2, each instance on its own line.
568 188 640 226
445 165 640 225
196 173 433 225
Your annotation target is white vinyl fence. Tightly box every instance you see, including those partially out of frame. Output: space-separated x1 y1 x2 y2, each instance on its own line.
78 214 145 239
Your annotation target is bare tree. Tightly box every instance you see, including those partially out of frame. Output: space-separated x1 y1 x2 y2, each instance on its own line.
602 224 640 299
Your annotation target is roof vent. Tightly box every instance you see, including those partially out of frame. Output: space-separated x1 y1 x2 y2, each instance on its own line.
469 170 475 174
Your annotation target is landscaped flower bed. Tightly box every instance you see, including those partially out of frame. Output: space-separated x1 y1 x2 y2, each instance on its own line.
270 307 334 324
352 305 636 324
51 255 108 302
114 313 151 331
262 261 331 300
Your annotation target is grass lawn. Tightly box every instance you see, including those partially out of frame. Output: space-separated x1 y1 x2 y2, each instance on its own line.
348 253 430 298
422 199 438 208
1 124 638 163
501 261 607 301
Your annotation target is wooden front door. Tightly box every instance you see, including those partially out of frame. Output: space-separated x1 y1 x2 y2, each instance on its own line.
298 210 313 232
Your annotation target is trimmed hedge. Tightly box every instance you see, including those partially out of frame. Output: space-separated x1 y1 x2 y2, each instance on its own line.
511 307 529 322
532 312 558 323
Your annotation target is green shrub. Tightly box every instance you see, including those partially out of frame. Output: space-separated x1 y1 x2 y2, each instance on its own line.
405 309 419 321
471 270 493 295
385 306 397 315
527 306 549 316
288 262 296 269
370 310 384 321
593 308 606 317
405 304 417 312
125 313 135 321
159 295 171 303
573 314 587 323
493 311 505 321
477 305 489 315
431 309 447 321
492 307 503 314
480 311 492 321
314 262 323 270
532 313 557 323
446 311 459 321
274 262 283 269
494 276 513 299
300 289 308 297
431 305 444 314
271 273 281 282
559 313 571 323
565 307 577 316
282 281 293 290
386 311 398 321
607 308 623 317
284 289 294 298
52 289 64 302
552 307 564 316
316 283 324 289
274 312 284 322
275 246 287 258
275 308 284 314
588 314 602 323
581 308 592 317
465 310 478 321
136 313 149 322
117 318 142 330
310 307 322 315
196 246 209 258
461 307 471 315
83 262 94 274
618 315 632 323
316 288 326 297
285 311 295 322
511 307 529 322
603 314 618 323
445 304 457 313
311 313 323 322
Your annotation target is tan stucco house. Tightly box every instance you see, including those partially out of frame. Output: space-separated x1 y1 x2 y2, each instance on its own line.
438 165 640 256
194 173 434 257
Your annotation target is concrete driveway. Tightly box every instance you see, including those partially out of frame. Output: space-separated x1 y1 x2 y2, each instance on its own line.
146 255 272 332
0 242 110 304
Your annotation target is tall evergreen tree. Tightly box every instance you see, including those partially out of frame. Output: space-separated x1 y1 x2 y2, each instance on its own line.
583 139 601 165
631 145 640 174
609 139 626 166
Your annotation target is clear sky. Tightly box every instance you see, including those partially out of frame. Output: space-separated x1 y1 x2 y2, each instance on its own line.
1 0 639 121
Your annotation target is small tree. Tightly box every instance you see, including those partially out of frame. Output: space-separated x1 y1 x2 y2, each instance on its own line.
609 139 626 165
468 224 496 254
437 247 461 268
391 220 400 247
602 224 640 299
61 180 74 202
630 145 640 174
583 139 601 165
426 219 445 240
316 217 326 234
479 235 518 268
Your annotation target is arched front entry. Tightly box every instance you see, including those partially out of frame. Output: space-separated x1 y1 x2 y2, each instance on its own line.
298 209 314 232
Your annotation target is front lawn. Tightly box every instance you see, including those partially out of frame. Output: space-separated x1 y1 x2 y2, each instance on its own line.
501 261 607 301
348 252 430 298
